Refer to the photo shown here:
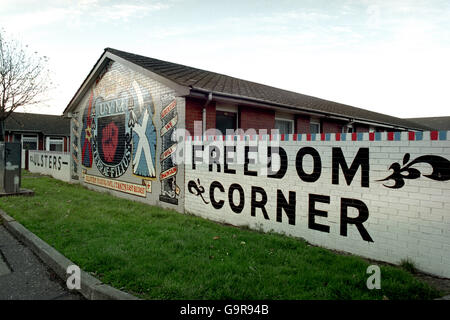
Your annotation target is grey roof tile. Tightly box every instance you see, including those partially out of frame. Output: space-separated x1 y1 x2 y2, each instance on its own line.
5 112 70 136
106 48 429 130
406 117 450 131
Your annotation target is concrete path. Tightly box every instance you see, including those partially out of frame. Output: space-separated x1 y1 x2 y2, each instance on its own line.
0 225 83 300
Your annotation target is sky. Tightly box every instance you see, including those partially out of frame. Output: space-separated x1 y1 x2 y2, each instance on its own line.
1 0 449 118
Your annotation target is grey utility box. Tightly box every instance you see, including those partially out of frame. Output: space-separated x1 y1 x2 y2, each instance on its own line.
0 142 22 193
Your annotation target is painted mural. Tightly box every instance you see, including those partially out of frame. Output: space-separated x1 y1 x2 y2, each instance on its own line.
184 132 450 278
130 81 157 179
378 153 450 188
71 112 80 180
159 94 180 204
78 62 158 199
91 87 133 178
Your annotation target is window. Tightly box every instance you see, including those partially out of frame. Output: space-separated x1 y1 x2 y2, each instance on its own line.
310 122 320 134
275 119 294 135
22 135 38 150
47 137 63 152
216 111 237 135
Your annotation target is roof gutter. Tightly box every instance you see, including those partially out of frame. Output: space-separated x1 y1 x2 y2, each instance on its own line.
189 87 423 131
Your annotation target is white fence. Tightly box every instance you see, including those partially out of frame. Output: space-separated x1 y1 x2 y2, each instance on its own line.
28 150 71 182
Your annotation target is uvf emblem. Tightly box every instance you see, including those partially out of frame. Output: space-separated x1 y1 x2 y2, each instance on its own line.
92 91 132 178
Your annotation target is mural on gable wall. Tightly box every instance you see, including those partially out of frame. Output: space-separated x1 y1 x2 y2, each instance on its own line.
159 94 180 205
92 87 133 178
77 61 159 198
130 81 157 179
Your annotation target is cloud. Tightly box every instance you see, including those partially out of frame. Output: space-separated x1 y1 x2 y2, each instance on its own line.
89 2 171 22
1 0 171 32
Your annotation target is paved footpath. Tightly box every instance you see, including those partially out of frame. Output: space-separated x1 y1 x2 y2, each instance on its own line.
0 225 83 300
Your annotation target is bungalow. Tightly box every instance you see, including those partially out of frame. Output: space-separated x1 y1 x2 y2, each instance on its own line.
4 112 71 168
4 112 71 152
62 48 429 211
65 48 428 136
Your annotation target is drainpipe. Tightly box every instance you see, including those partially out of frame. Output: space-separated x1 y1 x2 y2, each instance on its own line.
202 92 212 135
345 119 354 132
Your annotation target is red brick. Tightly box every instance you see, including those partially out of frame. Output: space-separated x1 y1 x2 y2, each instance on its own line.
239 105 274 133
322 119 343 133
185 97 216 136
295 115 310 134
355 124 369 133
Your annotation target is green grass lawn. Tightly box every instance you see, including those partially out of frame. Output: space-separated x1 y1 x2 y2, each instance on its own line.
0 172 441 300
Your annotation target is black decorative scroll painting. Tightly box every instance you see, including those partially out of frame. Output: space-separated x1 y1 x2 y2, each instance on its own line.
378 153 450 188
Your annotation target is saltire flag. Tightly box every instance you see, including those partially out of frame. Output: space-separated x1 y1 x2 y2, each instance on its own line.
131 81 157 178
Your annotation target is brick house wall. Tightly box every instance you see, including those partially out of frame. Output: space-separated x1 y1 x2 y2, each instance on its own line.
355 124 369 132
206 102 217 131
185 98 203 135
184 98 390 136
239 105 275 133
295 115 311 134
185 97 216 135
63 136 69 152
38 133 44 150
321 119 344 134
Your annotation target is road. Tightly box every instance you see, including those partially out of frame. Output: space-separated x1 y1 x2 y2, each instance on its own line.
0 225 83 300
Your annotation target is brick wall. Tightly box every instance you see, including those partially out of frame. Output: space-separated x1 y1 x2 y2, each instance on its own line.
206 102 216 131
355 124 370 132
28 150 71 182
239 105 275 133
71 60 185 212
184 131 450 278
322 119 344 133
38 133 44 150
185 97 216 135
186 101 390 135
63 137 69 152
185 98 203 136
295 115 310 134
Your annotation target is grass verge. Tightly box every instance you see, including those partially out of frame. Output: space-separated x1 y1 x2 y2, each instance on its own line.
0 172 441 299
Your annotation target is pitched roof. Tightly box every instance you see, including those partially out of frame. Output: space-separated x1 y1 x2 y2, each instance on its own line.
104 48 429 131
66 47 429 131
5 112 70 136
405 116 450 131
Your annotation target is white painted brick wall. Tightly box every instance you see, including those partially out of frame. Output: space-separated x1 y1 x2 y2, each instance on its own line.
70 60 185 212
184 133 450 278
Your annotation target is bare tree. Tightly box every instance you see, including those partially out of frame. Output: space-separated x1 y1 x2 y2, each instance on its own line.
0 29 51 141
